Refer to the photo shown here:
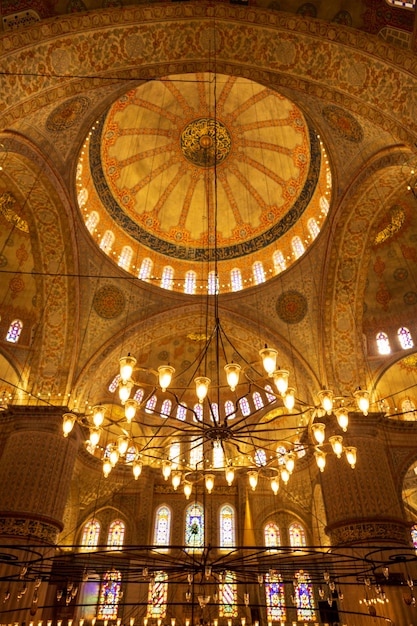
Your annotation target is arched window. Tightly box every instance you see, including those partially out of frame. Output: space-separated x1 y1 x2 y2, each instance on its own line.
307 218 320 239
190 438 203 468
208 271 219 295
126 445 137 463
85 211 99 233
376 331 391 355
160 399 172 418
119 245 133 270
239 397 251 416
169 442 180 468
161 266 174 290
154 505 171 548
6 319 23 343
97 570 122 620
176 403 187 421
219 571 238 618
145 395 157 414
398 326 414 349
402 398 416 420
265 571 286 621
107 520 125 550
265 384 276 403
138 257 153 281
264 522 281 549
185 503 204 551
255 449 267 467
411 524 417 550
294 570 315 621
100 230 115 252
289 522 307 547
386 0 416 8
320 195 329 216
292 236 305 259
210 402 219 422
231 268 243 292
224 400 235 420
194 403 203 422
213 440 224 469
81 519 100 551
133 388 144 403
273 250 286 274
253 391 264 410
220 505 235 549
146 571 168 618
184 270 197 295
108 375 120 392
253 261 265 285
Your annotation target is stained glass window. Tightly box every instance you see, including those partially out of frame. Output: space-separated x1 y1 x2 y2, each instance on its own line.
308 218 320 239
160 399 172 418
292 236 305 259
376 331 391 355
146 571 168 619
210 402 219 422
294 570 316 621
411 524 417 550
273 250 286 274
108 375 120 392
185 503 204 551
97 570 122 620
265 571 286 620
176 403 187 421
154 505 171 548
386 0 415 8
107 520 125 550
220 505 235 549
239 397 251 416
265 385 276 403
139 257 153 281
6 319 23 343
194 403 203 422
277 445 287 465
161 266 174 290
190 437 203 468
398 326 414 349
213 440 224 469
169 442 180 468
119 245 133 270
85 210 99 233
81 519 100 551
184 270 197 294
145 395 157 414
100 230 115 252
208 271 219 295
231 268 243 292
253 261 266 284
264 522 281 549
133 388 144 403
225 400 235 419
253 391 264 410
289 522 307 548
219 571 238 618
255 449 267 467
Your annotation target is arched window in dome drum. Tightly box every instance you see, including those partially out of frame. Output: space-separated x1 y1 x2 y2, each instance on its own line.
253 261 266 285
118 245 133 270
239 397 250 416
161 266 174 290
208 271 219 295
398 326 414 350
253 391 264 410
273 250 286 274
184 270 197 295
224 400 235 419
292 236 305 259
6 319 23 343
231 268 243 292
376 331 391 355
190 437 203 468
85 211 99 233
145 395 157 414
307 217 320 239
176 403 187 421
139 257 153 281
160 399 172 418
100 229 115 252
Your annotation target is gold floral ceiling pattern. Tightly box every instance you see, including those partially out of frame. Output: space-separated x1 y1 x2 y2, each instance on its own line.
77 73 331 293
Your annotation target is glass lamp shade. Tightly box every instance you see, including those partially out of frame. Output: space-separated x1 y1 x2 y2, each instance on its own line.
329 435 344 458
118 380 133 404
184 482 192 499
225 466 235 486
158 364 175 392
280 468 290 484
345 446 357 468
124 399 138 422
318 389 334 414
109 446 119 467
284 387 296 411
117 436 129 456
119 355 137 381
92 405 106 427
354 388 370 416
273 369 289 396
103 459 112 478
312 422 326 445
271 476 279 495
89 427 101 447
132 460 142 480
315 450 326 472
336 407 349 432
195 376 211 403
285 451 296 474
162 460 172 480
172 472 181 490
62 413 76 437
224 362 241 392
205 473 215 493
259 347 278 376
248 470 258 491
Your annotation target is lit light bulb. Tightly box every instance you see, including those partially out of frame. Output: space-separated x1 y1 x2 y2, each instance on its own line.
248 470 258 491
285 451 296 474
284 387 296 411
133 460 142 480
259 347 278 376
354 388 370 416
318 389 333 414
225 465 235 486
224 362 241 392
315 450 326 472
92 405 106 427
172 472 181 490
195 376 210 403
281 468 290 484
345 446 357 468
205 473 215 493
158 365 175 392
271 476 279 495
118 380 133 404
312 422 326 445
162 460 172 480
103 459 112 478
62 413 76 437
89 427 101 447
184 482 192 499
329 435 343 458
117 435 129 456
119 354 137 381
336 407 349 432
273 369 289 396
109 446 119 467
124 399 138 422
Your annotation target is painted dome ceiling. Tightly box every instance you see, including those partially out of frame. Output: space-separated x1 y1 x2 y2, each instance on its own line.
77 73 332 293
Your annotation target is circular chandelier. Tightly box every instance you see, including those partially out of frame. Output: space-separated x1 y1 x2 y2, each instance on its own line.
62 317 368 496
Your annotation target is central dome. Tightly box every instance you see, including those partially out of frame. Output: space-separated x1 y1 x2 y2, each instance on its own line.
77 73 331 293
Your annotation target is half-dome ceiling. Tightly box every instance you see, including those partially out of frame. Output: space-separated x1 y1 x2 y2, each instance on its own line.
77 73 331 293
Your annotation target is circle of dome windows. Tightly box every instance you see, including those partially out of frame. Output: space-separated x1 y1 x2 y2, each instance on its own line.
376 326 414 355
84 197 329 293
